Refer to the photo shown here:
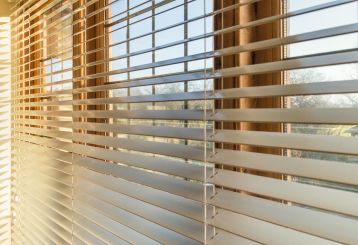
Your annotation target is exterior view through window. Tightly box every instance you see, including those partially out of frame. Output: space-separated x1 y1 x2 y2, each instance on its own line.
286 0 358 192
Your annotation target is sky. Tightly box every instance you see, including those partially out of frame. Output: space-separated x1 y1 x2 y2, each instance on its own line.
107 0 358 80
288 0 358 81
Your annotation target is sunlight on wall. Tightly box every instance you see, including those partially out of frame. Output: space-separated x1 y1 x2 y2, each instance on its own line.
0 16 11 245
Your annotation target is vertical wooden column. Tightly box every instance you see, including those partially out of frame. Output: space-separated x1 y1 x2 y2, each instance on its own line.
214 0 282 176
73 0 108 136
86 0 107 129
249 0 282 153
72 0 85 125
85 0 107 105
214 0 241 153
21 2 44 125
29 13 42 125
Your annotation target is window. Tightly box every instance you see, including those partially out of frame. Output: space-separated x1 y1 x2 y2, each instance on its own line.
9 0 358 244
286 0 358 192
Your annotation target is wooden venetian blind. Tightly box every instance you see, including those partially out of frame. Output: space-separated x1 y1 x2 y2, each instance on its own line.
10 0 358 244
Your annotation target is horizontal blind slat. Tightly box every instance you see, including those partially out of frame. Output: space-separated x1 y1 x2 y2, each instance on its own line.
210 189 358 245
211 170 358 217
211 208 340 245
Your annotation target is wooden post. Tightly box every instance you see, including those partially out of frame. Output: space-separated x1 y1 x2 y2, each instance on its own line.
214 0 283 178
